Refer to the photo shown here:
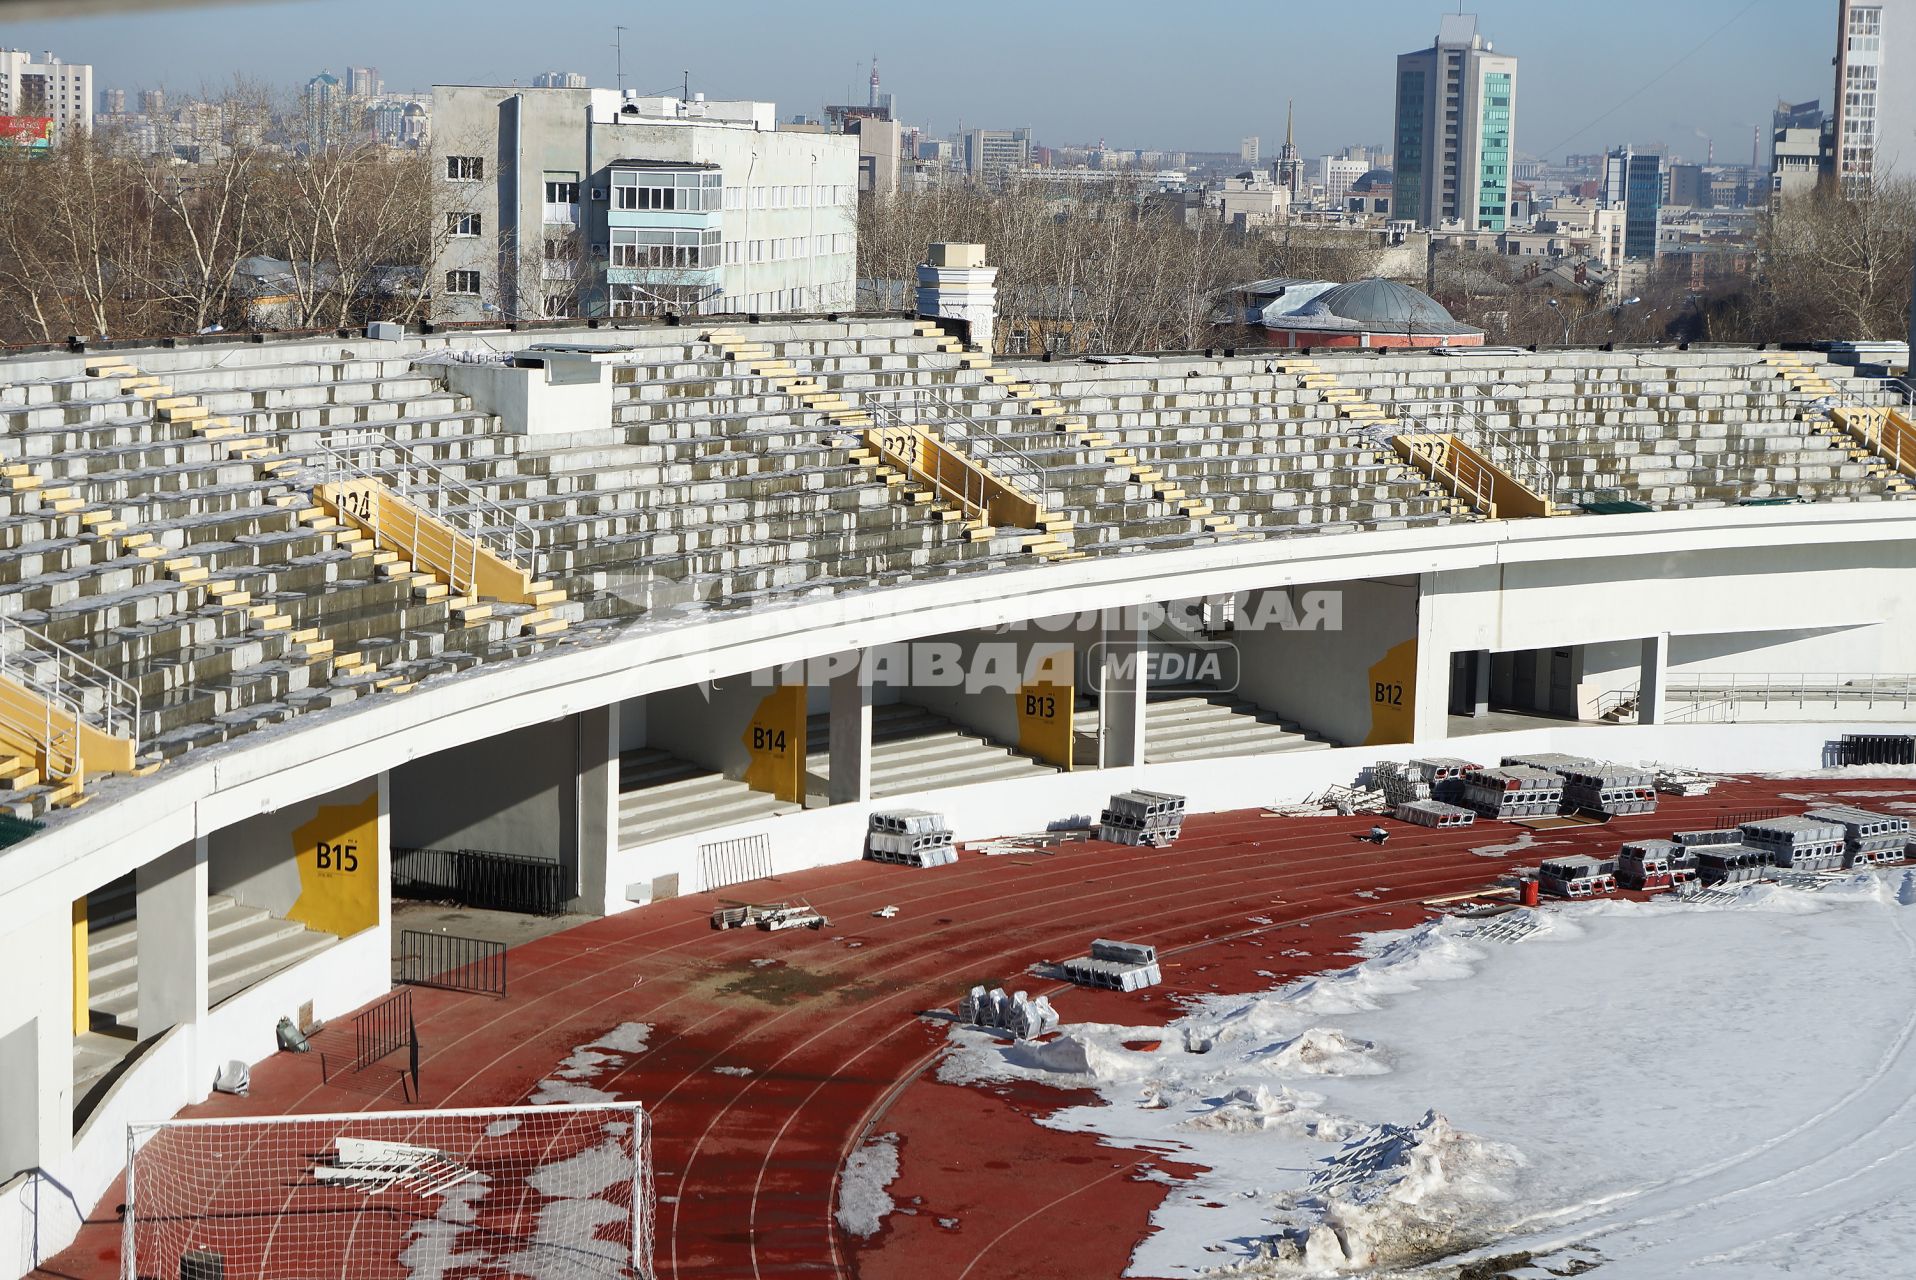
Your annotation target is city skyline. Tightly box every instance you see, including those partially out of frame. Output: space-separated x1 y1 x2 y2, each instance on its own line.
1 0 1830 161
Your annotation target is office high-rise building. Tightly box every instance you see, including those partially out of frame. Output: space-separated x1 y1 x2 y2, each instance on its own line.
347 66 382 99
0 48 94 135
1604 146 1664 260
1392 13 1517 230
1239 135 1260 165
98 87 124 116
533 71 589 89
1771 99 1830 201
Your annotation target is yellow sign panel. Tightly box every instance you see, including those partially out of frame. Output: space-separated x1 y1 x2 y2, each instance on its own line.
1364 638 1418 746
288 790 381 937
72 897 88 1034
1016 645 1076 769
742 685 806 803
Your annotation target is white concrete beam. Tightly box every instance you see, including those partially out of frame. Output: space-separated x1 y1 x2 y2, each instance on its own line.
135 838 208 1040
828 650 873 805
1099 623 1147 768
1639 633 1671 725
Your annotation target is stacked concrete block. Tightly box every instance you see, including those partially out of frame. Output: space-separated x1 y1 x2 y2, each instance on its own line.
1460 766 1565 819
1803 805 1911 867
1559 763 1659 817
1696 846 1767 886
959 985 1060 1041
1408 757 1480 803
1501 752 1598 774
1617 839 1695 890
1739 815 1847 871
1393 799 1477 828
1670 828 1742 860
1373 760 1432 807
1099 790 1186 847
1538 854 1619 898
867 808 958 868
1061 939 1162 991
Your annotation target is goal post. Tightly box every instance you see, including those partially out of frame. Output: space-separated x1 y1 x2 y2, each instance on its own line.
124 1103 653 1280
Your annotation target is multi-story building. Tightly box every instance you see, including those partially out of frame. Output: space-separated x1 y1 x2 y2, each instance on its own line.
1829 0 1916 188
303 72 344 148
0 49 93 137
429 85 858 323
138 87 164 116
851 116 902 196
1392 14 1516 230
1317 156 1370 209
98 86 123 116
963 127 1031 182
533 71 589 90
1604 146 1664 260
347 66 382 100
1240 135 1260 165
1771 99 1831 201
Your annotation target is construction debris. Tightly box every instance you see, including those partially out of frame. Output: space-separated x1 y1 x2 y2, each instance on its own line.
1099 790 1186 847
1060 939 1163 991
1558 762 1659 817
315 1138 476 1196
1654 767 1719 797
1617 839 1697 891
711 900 830 931
958 986 1060 1041
867 809 958 868
1460 766 1565 820
1738 815 1847 872
872 905 899 919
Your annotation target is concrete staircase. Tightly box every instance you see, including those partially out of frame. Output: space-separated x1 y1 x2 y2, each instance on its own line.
76 892 336 1094
805 702 1059 799
617 748 801 848
1067 692 1331 764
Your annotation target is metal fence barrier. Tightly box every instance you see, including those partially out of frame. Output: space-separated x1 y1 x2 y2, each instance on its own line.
1827 734 1916 767
699 832 773 891
392 846 569 915
396 929 508 998
321 988 420 1101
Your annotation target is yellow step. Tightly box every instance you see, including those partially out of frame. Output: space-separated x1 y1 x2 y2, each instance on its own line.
257 614 291 632
295 638 335 659
412 581 449 601
211 590 251 607
158 404 209 422
85 361 135 377
523 617 569 638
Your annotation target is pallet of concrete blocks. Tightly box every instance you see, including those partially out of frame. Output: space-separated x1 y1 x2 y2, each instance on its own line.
1459 766 1565 820
1802 805 1912 868
1393 799 1477 828
958 985 1060 1041
1061 939 1163 992
1617 839 1697 890
1558 763 1660 817
1695 845 1767 886
866 809 958 868
1409 757 1480 803
1501 752 1599 774
1739 815 1848 872
1099 790 1186 847
1538 854 1619 899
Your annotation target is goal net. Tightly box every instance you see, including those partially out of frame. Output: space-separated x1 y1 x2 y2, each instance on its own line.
124 1103 652 1280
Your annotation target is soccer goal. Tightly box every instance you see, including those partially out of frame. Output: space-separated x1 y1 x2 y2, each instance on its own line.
123 1103 652 1280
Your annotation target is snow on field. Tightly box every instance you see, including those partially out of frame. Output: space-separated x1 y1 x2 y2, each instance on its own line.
835 1132 903 1238
941 874 1916 1277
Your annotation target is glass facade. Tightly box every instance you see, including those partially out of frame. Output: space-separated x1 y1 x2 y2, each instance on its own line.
1477 71 1511 230
1395 68 1425 226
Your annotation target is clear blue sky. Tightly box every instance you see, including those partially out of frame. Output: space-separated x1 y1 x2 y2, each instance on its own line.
2 0 1831 162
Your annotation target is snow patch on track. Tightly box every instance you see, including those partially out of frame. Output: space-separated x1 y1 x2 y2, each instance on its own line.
835 1132 903 1238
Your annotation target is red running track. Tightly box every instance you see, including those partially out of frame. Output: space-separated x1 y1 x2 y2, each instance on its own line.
39 777 1904 1280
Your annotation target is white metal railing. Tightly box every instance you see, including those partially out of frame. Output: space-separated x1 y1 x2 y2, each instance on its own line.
304 433 541 594
1596 673 1916 725
0 614 142 777
1392 414 1501 515
861 386 1061 517
1431 385 1558 498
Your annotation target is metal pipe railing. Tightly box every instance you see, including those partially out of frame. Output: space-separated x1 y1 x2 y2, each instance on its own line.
860 387 1060 518
304 433 540 593
0 614 141 774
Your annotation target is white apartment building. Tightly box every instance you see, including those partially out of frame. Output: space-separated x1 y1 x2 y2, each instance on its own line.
429 86 858 323
1832 0 1916 188
0 48 93 136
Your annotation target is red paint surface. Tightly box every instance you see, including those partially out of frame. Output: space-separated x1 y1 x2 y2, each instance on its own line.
38 777 1910 1280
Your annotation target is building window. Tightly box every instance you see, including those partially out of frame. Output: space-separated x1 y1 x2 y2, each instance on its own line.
610 282 709 317
446 155 483 181
611 227 722 269
542 295 572 319
445 269 480 295
447 212 482 237
611 168 722 211
544 179 579 204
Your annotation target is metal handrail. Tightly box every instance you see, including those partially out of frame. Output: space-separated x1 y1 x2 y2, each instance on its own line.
1419 384 1558 497
0 614 142 774
1664 671 1916 709
303 433 541 591
861 386 1061 516
1393 417 1499 515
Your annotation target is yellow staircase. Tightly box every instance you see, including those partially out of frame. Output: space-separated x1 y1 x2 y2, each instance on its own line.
915 322 1236 540
1826 405 1916 495
707 326 1080 561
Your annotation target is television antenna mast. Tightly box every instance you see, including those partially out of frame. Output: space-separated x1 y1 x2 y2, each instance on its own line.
614 25 628 91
